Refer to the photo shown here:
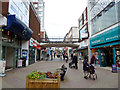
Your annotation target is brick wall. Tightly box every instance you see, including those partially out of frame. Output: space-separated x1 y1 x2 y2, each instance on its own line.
1 2 9 17
29 6 40 42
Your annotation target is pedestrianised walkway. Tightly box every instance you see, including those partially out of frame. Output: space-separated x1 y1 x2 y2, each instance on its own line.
2 59 118 88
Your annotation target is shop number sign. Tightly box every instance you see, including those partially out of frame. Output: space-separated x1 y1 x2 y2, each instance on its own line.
0 60 6 74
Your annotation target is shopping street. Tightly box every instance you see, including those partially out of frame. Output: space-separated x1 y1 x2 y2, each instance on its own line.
2 59 118 88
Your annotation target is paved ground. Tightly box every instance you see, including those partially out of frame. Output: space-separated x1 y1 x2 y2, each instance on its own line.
2 58 119 88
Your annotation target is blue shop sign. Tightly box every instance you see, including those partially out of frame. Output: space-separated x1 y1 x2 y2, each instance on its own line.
90 26 120 47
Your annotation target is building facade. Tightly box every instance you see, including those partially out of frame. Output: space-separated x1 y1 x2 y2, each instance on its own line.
0 0 33 70
0 0 41 71
88 0 120 68
64 27 79 42
33 0 45 30
77 7 89 60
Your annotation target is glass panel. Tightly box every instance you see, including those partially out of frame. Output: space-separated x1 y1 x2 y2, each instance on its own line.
91 2 119 35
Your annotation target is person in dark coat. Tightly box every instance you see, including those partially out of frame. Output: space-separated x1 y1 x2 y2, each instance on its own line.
62 53 65 60
71 53 73 60
90 54 96 65
73 53 78 69
83 56 89 79
47 53 49 61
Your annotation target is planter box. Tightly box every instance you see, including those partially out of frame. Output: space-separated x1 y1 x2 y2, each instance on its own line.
26 72 60 88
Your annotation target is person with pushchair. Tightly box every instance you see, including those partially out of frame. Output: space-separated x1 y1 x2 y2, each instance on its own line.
69 53 78 69
83 56 89 79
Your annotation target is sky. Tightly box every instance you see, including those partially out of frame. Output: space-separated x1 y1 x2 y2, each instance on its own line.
44 0 87 38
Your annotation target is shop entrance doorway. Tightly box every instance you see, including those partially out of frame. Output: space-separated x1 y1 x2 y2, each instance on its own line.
101 47 113 67
105 47 113 66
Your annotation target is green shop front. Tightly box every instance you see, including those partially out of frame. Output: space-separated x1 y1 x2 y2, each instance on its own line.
90 26 120 68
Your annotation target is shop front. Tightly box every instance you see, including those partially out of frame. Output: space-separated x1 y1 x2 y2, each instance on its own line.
2 32 21 70
29 39 41 65
77 46 88 60
90 25 120 68
2 15 33 69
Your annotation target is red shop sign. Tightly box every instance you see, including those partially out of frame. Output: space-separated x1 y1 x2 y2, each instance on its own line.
29 40 41 50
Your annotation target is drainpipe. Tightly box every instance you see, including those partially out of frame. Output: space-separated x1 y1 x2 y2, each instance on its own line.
113 46 116 64
98 49 102 67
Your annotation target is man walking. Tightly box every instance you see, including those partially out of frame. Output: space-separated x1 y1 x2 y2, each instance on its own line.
73 53 78 69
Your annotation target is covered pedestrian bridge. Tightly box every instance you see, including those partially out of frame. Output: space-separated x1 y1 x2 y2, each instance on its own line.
40 43 79 48
40 38 80 48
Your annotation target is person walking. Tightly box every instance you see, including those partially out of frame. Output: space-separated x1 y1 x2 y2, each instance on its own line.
54 52 56 59
90 53 96 65
47 53 49 61
62 52 65 60
71 53 73 60
73 53 78 69
83 56 89 79
50 51 53 60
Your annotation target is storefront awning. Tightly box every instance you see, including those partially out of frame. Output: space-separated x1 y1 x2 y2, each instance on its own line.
5 15 33 41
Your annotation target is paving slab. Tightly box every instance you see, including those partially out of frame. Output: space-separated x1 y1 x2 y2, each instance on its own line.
2 59 118 88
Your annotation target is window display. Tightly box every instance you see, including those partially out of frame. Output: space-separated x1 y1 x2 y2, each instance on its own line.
116 49 120 67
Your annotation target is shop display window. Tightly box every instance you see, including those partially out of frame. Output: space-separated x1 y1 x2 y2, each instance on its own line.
116 49 120 67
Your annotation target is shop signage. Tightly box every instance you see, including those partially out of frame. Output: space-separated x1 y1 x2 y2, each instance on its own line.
90 26 120 47
29 40 41 50
81 33 88 39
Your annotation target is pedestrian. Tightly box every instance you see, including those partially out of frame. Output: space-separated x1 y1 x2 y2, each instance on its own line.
73 53 78 69
54 52 56 58
47 53 49 61
62 52 65 60
71 53 73 60
83 56 89 79
90 53 96 65
50 51 53 60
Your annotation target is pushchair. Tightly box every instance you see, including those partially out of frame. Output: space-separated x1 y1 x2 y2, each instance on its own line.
57 64 67 81
69 61 75 68
87 64 97 80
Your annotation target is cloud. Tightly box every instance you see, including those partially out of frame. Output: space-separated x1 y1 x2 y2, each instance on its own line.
44 0 87 38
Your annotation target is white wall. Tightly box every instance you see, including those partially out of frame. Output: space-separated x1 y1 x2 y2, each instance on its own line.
72 27 79 41
0 15 7 27
9 0 30 26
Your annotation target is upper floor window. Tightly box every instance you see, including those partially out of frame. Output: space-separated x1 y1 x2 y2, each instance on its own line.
79 20 83 27
84 11 87 21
